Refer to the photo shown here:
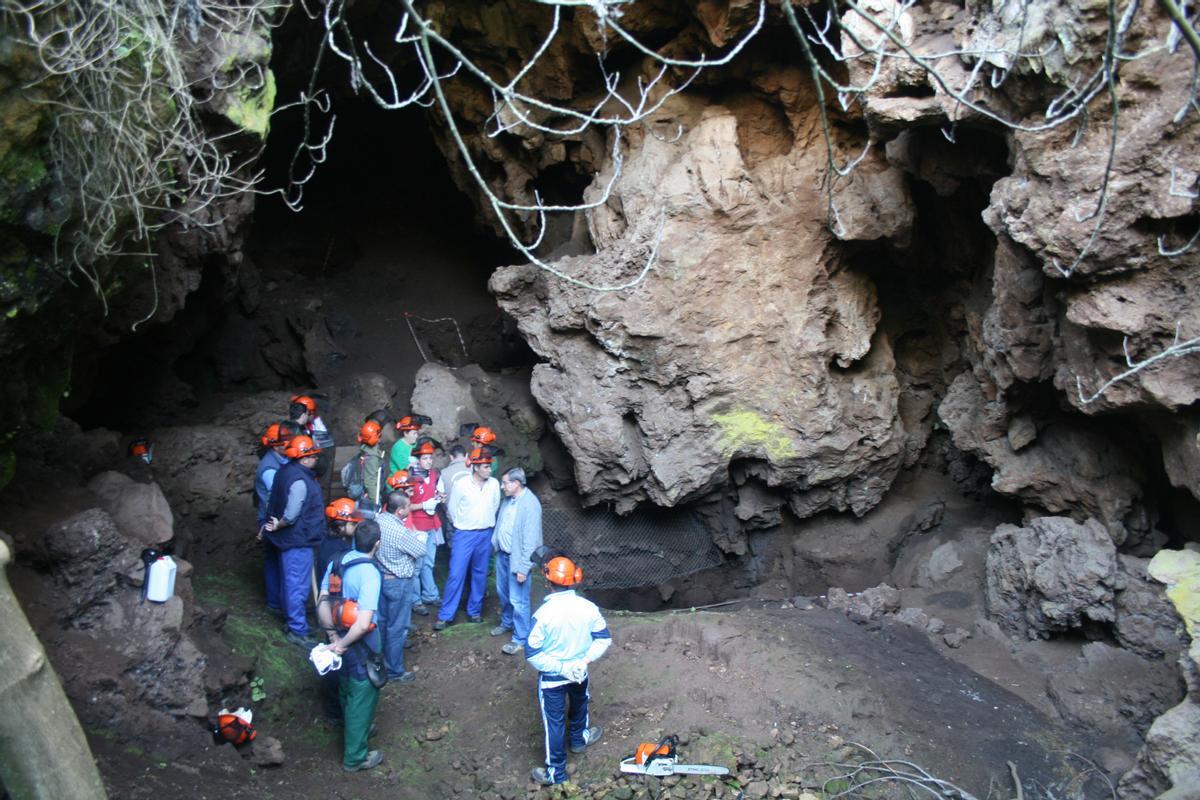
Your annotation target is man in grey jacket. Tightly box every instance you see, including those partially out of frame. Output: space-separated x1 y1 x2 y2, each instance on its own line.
490 467 543 655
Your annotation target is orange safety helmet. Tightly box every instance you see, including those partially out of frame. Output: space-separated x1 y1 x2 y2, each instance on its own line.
544 555 582 587
128 437 153 464
466 444 504 466
395 414 432 432
283 435 323 459
470 426 497 446
326 497 364 522
333 598 376 631
386 470 417 490
261 421 297 448
212 708 257 746
412 437 439 458
357 420 383 447
290 394 318 414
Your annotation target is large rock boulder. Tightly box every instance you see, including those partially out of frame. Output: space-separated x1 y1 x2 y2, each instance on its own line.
1115 555 1187 661
86 471 174 546
34 507 209 728
150 425 258 519
410 362 546 475
492 96 912 514
985 516 1120 639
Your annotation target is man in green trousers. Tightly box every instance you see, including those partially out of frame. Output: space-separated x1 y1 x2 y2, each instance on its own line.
318 520 384 771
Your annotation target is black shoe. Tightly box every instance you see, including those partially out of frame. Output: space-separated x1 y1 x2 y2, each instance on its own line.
570 726 603 754
390 671 416 684
433 620 448 631
467 615 482 624
412 604 430 617
285 631 319 649
403 638 415 650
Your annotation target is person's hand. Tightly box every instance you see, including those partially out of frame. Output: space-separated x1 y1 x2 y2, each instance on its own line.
421 498 439 514
264 516 281 532
516 572 527 584
562 660 588 683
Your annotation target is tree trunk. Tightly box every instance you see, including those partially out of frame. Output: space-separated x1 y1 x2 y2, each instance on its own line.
0 540 107 799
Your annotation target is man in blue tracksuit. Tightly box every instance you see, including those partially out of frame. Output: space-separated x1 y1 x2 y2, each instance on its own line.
524 552 611 786
255 422 297 615
265 435 326 647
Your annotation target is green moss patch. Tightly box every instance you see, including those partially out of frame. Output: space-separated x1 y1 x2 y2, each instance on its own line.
224 69 276 136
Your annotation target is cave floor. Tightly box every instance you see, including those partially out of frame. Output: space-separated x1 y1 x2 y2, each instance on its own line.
83 512 1120 800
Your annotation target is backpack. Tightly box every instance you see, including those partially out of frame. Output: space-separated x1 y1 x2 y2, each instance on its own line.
340 453 366 500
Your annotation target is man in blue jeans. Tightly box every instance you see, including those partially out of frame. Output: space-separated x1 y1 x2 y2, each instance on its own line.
435 448 501 630
264 435 326 647
373 491 426 682
490 467 543 655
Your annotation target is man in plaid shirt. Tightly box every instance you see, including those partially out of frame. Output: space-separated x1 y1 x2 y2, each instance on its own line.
375 491 428 682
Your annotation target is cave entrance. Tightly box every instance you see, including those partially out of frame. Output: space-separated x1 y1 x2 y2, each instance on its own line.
250 92 535 401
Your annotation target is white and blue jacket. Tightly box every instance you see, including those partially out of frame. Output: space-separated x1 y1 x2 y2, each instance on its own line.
524 589 611 688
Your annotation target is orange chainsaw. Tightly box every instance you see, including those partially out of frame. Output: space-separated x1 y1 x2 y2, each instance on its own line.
619 734 730 777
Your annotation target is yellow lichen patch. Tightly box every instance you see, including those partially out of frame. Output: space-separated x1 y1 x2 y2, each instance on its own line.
710 408 794 462
1148 549 1200 661
223 69 276 137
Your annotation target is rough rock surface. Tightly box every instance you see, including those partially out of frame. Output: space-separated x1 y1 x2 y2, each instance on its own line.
86 471 175 546
150 426 258 518
410 362 546 474
1115 555 1187 661
1119 549 1200 798
34 508 210 727
985 516 1120 639
826 584 901 620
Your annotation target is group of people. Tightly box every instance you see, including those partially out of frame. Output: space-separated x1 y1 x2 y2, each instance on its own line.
252 395 611 785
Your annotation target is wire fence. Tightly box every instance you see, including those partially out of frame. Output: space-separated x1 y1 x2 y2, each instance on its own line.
541 506 724 590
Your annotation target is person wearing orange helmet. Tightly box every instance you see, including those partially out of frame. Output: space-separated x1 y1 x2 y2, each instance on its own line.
264 435 327 647
388 414 430 476
256 421 300 615
525 550 610 786
289 394 329 440
354 419 389 510
435 446 502 631
318 497 364 724
408 438 446 616
317 520 384 772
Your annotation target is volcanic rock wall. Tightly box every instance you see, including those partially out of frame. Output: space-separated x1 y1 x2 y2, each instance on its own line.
424 1 1199 550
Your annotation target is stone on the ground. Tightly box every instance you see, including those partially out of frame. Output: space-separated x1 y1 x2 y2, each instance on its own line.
250 735 285 766
827 584 900 620
87 471 174 545
1115 555 1187 660
985 516 1119 639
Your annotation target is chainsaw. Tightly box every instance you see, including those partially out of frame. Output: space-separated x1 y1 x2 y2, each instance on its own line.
619 734 730 777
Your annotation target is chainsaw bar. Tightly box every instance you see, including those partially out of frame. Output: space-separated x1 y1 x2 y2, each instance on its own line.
619 756 729 777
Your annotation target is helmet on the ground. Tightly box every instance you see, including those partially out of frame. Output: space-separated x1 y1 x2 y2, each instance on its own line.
387 470 417 490
261 421 297 448
326 497 363 522
543 555 582 587
412 436 440 457
212 708 256 746
290 394 318 414
395 414 432 432
333 599 375 631
357 420 383 447
283 435 322 459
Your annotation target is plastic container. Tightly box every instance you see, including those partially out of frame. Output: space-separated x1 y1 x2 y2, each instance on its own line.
145 555 177 603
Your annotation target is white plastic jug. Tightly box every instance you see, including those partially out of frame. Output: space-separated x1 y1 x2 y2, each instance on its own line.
146 556 177 602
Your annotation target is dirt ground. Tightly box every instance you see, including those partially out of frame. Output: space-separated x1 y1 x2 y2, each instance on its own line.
63 500 1121 800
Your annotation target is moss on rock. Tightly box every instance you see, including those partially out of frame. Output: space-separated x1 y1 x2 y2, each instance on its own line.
223 69 276 137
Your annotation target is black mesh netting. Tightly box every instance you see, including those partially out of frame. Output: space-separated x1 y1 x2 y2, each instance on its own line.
540 506 724 590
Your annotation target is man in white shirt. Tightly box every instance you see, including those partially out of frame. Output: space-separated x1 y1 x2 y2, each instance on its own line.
525 552 610 786
434 448 501 630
